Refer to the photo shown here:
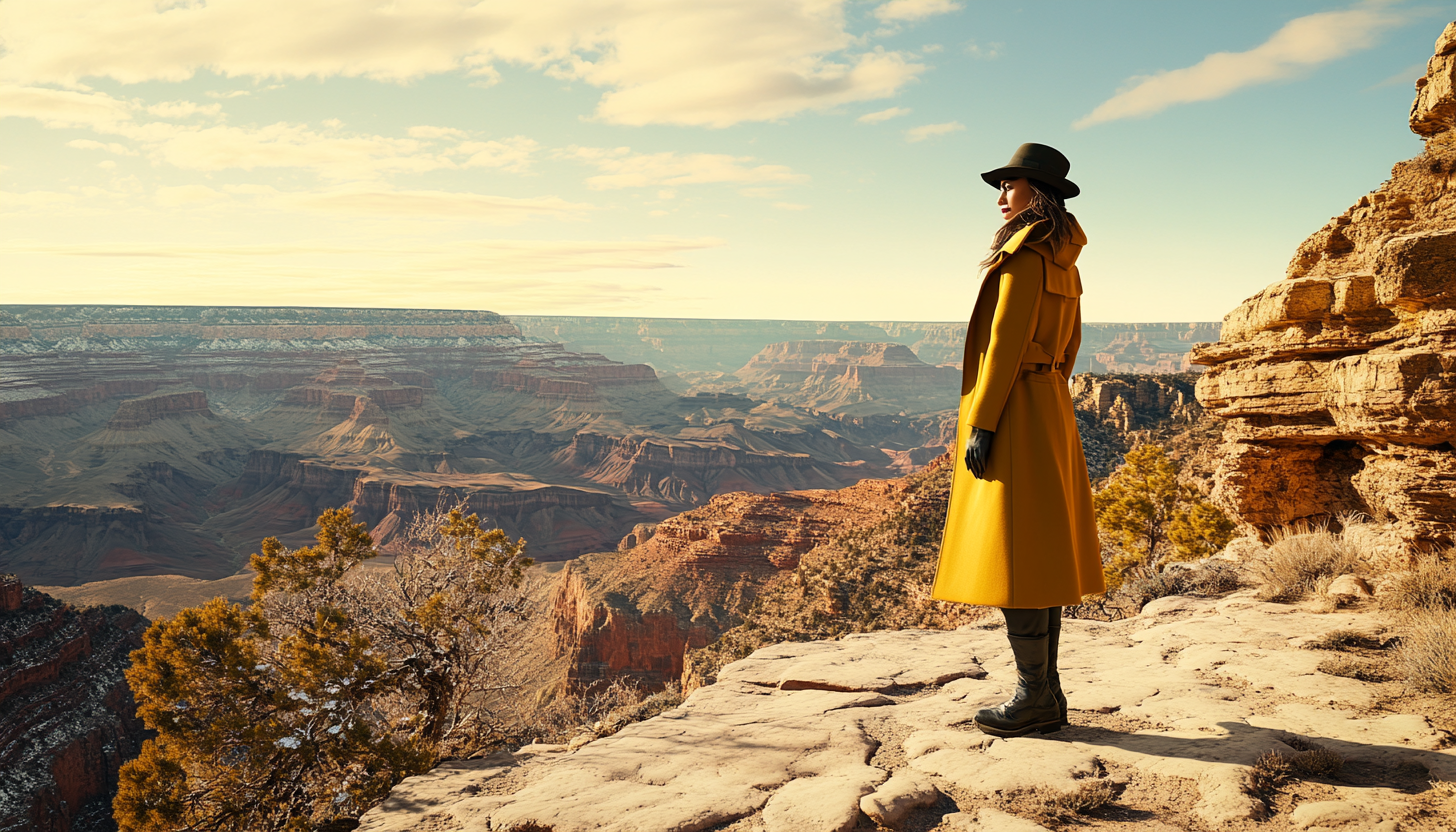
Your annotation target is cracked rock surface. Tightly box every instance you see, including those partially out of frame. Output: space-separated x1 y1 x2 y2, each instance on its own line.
358 592 1456 832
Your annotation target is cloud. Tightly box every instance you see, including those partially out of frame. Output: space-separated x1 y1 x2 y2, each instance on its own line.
904 120 965 142
858 106 911 123
0 84 136 129
268 186 594 222
146 99 222 118
1075 1 1411 129
154 184 228 206
964 41 1002 60
4 236 722 275
408 125 467 139
454 137 539 172
874 0 962 23
152 122 450 179
66 138 138 155
560 147 808 190
772 202 809 210
0 0 926 128
0 188 78 213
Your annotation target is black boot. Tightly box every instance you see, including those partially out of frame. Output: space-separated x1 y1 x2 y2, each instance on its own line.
975 609 1062 738
1048 606 1068 726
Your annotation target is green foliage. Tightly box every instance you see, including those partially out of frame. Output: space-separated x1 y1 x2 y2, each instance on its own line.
116 506 533 832
1093 443 1236 593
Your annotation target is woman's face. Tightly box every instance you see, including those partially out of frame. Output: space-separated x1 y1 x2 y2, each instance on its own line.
998 177 1034 222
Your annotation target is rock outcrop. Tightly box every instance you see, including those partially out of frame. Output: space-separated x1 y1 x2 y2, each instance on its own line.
1193 22 1456 545
358 591 1456 832
548 479 903 691
0 576 149 832
724 341 960 416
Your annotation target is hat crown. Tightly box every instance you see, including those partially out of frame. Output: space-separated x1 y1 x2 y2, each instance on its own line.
1004 143 1070 179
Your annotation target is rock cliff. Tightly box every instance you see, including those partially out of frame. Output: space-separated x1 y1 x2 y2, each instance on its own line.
1193 21 1456 546
0 575 149 832
547 479 903 691
722 341 960 416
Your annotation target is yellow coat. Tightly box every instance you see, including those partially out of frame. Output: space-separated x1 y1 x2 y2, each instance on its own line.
931 217 1105 609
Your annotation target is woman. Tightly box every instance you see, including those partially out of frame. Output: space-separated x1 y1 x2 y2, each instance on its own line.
932 142 1105 738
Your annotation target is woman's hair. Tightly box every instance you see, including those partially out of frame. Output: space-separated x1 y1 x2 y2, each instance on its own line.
980 179 1074 270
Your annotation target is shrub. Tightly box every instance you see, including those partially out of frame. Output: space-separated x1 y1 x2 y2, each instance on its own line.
1302 629 1383 652
1316 655 1389 683
1248 750 1293 798
116 506 534 832
1379 554 1456 613
1291 746 1345 776
1249 521 1364 602
1396 608 1456 694
1094 443 1236 593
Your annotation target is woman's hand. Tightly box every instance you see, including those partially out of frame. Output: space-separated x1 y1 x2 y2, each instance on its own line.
964 427 995 480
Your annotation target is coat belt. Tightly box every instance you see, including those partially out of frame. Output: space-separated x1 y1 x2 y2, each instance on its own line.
1020 361 1059 374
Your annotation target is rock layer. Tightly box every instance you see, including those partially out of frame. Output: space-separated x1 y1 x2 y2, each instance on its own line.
512 316 1220 375
1193 21 1456 545
548 478 905 691
0 576 149 832
0 307 948 586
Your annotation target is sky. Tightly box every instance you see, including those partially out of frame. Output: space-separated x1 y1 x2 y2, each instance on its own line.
0 0 1446 322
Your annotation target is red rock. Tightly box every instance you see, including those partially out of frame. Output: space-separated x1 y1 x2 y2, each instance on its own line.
0 577 149 832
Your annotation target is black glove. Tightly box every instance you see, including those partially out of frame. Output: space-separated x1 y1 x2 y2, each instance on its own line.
964 426 995 480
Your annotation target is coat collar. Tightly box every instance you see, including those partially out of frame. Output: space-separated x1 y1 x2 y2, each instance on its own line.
983 215 1088 274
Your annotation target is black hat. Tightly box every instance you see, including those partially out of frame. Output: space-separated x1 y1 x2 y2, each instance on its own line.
981 143 1079 199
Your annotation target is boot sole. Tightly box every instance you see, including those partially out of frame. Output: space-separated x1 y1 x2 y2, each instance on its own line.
973 718 1062 738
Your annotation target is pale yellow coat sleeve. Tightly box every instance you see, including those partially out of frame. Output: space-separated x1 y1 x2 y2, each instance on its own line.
966 250 1043 431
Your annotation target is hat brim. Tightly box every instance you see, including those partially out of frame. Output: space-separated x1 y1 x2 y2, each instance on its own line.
981 166 1079 199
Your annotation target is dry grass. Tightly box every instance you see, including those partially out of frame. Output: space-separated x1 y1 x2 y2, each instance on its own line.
1395 608 1456 695
1317 654 1390 683
997 780 1120 825
1380 553 1456 613
1301 628 1383 652
1248 750 1293 798
1249 520 1366 602
1291 746 1346 776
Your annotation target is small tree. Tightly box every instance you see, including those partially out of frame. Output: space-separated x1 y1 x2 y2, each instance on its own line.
116 505 533 832
1094 443 1235 591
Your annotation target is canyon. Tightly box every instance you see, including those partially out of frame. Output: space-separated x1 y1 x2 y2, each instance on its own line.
0 306 951 588
0 575 148 832
1193 21 1456 549
512 316 1220 375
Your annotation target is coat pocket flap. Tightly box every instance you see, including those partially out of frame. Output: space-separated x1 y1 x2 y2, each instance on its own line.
1044 265 1082 298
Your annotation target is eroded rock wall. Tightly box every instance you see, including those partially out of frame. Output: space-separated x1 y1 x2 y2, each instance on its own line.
1193 21 1456 544
0 576 149 832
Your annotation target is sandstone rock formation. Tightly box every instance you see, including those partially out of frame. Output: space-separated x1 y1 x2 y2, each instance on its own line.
549 478 904 691
1193 22 1456 546
357 591 1456 832
0 307 948 587
0 575 149 832
715 341 960 416
512 316 1220 375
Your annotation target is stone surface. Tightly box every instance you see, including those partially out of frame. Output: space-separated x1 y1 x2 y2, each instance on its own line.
859 770 940 828
1192 21 1456 548
0 577 149 832
358 590 1456 832
1327 574 1375 599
